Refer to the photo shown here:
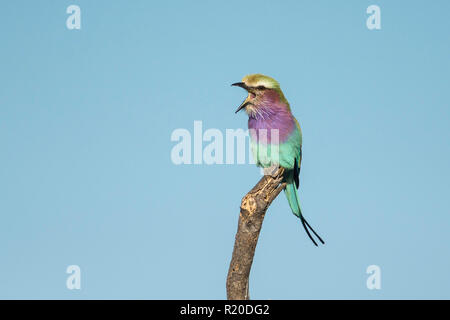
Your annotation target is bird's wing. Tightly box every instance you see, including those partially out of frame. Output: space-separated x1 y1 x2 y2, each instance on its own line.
293 118 302 189
294 147 301 189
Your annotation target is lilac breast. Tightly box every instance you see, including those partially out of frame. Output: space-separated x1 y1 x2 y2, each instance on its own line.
248 106 295 144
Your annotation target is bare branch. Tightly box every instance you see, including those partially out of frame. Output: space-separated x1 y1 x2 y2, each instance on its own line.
226 167 285 300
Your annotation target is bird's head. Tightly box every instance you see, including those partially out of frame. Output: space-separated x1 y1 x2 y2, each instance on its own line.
232 74 289 117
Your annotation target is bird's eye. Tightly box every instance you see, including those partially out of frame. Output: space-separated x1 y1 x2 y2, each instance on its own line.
257 85 266 90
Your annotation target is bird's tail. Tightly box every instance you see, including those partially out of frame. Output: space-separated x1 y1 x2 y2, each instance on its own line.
284 182 325 246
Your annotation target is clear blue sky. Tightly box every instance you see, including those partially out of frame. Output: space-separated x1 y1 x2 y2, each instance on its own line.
0 0 449 299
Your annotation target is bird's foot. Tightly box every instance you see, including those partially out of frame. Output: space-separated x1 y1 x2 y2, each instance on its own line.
263 164 280 178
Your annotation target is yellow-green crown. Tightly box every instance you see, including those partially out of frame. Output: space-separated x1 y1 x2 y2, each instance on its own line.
242 74 280 89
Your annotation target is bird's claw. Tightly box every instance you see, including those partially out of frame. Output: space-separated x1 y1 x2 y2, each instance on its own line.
263 164 280 178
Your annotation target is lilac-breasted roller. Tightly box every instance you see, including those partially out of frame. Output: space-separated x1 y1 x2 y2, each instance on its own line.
232 74 324 246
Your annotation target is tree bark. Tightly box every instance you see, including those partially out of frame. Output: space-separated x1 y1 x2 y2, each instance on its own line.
226 167 286 300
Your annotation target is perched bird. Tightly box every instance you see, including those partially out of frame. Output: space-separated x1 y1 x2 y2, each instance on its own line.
232 74 324 246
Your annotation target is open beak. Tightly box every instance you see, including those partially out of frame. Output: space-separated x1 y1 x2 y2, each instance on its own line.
231 82 248 90
231 82 252 113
